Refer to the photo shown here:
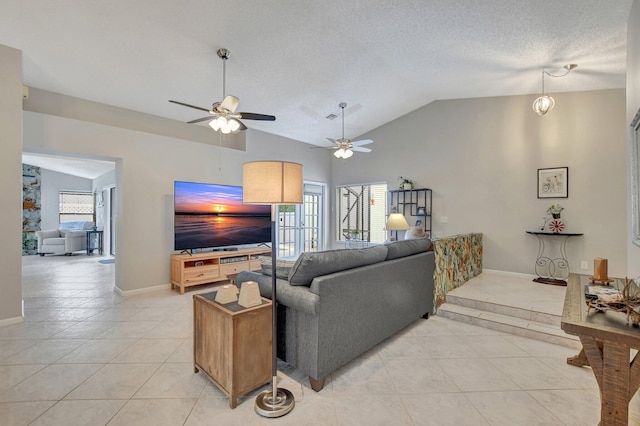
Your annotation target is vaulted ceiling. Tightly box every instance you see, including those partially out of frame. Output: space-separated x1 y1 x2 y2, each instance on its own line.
1 1 633 147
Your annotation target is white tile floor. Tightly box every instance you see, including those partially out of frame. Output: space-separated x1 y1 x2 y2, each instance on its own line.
0 255 636 425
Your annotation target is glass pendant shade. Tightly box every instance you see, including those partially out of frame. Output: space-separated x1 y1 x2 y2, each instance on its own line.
334 148 353 159
208 116 240 133
532 95 555 116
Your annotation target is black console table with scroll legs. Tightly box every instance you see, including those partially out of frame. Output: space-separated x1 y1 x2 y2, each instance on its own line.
525 231 584 286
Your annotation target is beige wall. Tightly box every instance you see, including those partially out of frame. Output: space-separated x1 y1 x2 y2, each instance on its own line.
0 45 23 322
332 89 627 277
628 0 640 278
38 169 93 230
22 106 331 294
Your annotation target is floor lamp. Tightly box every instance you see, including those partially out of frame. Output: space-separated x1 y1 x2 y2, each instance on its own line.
386 213 410 241
243 160 303 418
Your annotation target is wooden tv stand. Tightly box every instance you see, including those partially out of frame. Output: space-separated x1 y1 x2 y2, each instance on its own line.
170 247 270 294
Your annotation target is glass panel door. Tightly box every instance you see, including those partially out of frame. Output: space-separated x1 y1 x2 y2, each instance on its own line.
277 183 324 258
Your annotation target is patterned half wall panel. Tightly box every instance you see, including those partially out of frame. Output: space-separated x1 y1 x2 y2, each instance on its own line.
22 164 41 255
433 233 483 308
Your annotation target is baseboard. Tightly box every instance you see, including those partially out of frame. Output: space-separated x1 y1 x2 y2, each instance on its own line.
482 269 537 280
0 316 24 327
114 283 171 296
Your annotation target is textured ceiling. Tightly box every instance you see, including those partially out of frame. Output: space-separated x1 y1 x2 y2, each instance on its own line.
0 0 633 147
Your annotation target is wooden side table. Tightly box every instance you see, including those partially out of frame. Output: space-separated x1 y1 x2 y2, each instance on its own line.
193 292 272 408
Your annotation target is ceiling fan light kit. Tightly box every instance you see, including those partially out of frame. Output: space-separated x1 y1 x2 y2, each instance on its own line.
326 102 373 159
532 64 577 116
169 48 276 134
209 116 241 134
334 147 353 159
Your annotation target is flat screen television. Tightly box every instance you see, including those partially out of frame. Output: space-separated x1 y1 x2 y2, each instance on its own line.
174 181 271 251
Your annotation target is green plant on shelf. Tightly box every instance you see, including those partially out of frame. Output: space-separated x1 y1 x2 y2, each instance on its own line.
398 176 414 189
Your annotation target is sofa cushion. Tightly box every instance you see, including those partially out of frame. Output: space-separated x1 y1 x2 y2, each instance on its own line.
384 238 431 260
58 221 94 236
288 245 388 286
259 257 296 280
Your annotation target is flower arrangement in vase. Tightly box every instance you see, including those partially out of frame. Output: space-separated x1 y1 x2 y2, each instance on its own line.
546 204 564 219
545 204 565 233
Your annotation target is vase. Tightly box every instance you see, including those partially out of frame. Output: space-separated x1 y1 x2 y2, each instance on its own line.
403 183 412 190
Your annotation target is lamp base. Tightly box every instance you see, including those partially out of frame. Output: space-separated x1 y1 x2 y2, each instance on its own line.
255 386 295 418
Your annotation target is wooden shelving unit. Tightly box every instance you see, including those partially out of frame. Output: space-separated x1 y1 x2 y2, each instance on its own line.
387 188 433 238
170 247 270 294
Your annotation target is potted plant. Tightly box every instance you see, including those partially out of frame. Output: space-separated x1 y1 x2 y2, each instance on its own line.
398 176 414 190
547 204 564 219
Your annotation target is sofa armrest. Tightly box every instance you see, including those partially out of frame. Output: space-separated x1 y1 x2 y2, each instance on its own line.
35 230 60 239
65 230 87 238
236 270 319 315
64 230 87 253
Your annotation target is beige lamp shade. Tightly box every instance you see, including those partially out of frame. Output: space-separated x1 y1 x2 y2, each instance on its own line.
386 213 410 231
243 161 303 205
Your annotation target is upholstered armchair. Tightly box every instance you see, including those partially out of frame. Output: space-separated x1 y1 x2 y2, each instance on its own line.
36 221 95 256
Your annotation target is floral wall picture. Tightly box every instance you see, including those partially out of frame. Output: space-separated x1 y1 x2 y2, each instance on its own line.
537 167 568 198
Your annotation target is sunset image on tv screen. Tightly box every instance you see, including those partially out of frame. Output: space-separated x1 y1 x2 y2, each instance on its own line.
174 181 271 251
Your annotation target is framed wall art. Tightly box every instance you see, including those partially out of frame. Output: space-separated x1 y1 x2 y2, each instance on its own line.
537 167 568 198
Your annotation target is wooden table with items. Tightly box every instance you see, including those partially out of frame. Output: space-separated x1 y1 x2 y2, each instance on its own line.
193 291 272 409
561 274 640 425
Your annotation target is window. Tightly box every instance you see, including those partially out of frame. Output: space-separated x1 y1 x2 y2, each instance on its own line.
336 183 387 244
59 191 95 223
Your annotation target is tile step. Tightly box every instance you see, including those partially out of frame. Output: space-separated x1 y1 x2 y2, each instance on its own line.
445 293 561 326
436 303 580 350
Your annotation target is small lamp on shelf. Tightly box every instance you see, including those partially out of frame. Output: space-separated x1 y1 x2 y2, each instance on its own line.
385 213 410 241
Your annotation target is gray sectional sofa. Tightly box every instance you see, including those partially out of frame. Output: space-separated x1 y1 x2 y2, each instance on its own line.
236 238 435 391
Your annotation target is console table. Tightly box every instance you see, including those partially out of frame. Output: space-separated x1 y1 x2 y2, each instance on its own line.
170 247 270 294
561 274 640 425
525 231 583 286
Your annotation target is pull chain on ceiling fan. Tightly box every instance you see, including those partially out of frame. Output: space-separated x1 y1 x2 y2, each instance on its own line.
326 102 373 159
169 48 276 134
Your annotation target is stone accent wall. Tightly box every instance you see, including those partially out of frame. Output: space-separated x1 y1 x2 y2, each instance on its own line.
22 164 41 255
433 233 483 308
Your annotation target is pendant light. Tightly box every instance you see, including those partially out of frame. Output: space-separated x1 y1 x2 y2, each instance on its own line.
532 64 577 116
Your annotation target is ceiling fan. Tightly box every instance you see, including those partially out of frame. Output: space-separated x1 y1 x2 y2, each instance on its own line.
325 102 373 158
169 48 275 134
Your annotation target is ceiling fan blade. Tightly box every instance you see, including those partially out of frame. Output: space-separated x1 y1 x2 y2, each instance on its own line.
220 95 240 113
237 112 276 121
169 100 210 112
352 139 373 147
187 116 214 124
327 138 337 144
236 120 247 131
351 147 372 153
